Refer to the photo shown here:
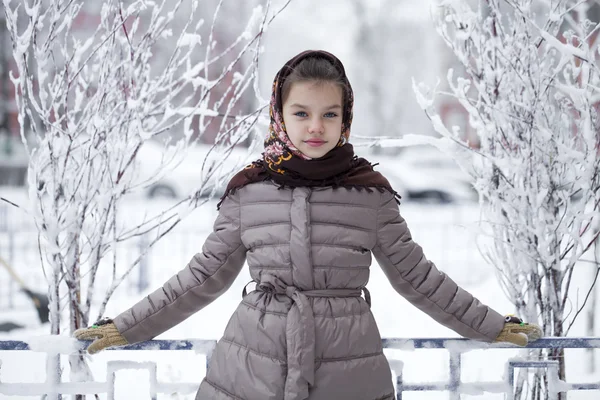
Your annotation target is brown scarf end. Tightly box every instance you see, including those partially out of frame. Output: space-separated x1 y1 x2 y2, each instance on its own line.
217 154 402 210
217 181 401 210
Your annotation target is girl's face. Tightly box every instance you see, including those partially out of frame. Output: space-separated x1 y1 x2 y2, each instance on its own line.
282 81 343 159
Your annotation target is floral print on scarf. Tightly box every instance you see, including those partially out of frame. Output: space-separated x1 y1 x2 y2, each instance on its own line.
261 51 354 175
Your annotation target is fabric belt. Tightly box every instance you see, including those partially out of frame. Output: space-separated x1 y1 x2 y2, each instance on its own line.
242 274 371 400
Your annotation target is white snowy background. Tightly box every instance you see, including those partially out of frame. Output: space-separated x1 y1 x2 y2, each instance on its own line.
0 0 599 399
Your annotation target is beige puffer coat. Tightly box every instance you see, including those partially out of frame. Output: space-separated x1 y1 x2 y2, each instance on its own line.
113 181 505 400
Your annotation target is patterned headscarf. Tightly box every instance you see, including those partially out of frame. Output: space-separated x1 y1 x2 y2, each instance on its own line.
263 49 354 173
217 50 400 209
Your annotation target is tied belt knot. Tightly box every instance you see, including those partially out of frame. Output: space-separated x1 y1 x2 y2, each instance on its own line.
242 274 371 400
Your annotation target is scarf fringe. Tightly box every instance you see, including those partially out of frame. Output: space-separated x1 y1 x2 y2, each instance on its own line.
217 175 402 210
217 155 402 210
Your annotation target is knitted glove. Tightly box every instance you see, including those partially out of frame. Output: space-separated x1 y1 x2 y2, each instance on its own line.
494 316 543 347
73 318 128 354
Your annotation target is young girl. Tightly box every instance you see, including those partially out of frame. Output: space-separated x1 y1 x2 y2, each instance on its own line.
75 50 542 400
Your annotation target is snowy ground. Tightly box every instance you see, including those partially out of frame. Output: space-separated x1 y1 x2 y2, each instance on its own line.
0 186 599 399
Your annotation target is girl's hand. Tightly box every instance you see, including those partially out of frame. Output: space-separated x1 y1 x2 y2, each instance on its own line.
494 316 543 346
73 318 128 354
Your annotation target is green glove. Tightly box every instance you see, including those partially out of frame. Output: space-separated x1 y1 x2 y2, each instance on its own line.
494 316 543 346
73 318 128 354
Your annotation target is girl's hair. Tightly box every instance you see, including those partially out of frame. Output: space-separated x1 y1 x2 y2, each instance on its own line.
281 56 348 105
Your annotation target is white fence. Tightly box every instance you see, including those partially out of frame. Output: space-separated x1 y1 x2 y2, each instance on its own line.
1 338 599 399
0 200 487 313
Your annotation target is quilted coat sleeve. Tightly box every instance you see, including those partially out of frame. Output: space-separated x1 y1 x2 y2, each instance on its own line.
372 191 504 342
113 192 246 344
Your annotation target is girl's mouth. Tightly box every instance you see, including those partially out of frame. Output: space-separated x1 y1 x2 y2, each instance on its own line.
305 140 326 147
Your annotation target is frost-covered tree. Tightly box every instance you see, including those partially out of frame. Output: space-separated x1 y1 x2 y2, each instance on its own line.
2 0 290 394
413 0 600 398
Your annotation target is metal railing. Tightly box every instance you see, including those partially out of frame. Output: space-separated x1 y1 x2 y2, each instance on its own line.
1 337 599 399
382 337 600 399
0 339 217 399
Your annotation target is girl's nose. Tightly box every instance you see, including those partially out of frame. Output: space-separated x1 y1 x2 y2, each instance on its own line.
308 118 324 134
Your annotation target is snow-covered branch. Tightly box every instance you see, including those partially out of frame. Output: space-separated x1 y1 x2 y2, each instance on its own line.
3 0 292 392
417 0 600 395
2 0 286 334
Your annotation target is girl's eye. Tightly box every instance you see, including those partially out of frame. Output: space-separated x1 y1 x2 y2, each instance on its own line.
324 112 338 118
294 111 308 117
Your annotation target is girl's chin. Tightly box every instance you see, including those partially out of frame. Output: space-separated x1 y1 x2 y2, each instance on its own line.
301 149 329 158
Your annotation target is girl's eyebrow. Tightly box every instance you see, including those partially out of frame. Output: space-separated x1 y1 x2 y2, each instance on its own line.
289 104 342 110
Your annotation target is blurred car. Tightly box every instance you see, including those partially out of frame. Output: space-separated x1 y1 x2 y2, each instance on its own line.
137 142 476 204
366 145 478 204
26 138 260 201
135 140 262 200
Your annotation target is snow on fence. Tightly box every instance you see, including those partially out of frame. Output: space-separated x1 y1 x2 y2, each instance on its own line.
0 338 599 399
383 337 600 399
0 339 216 398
